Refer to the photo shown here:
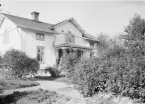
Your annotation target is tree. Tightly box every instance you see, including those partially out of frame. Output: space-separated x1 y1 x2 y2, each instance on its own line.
122 14 145 56
3 49 39 79
120 14 145 101
96 33 112 58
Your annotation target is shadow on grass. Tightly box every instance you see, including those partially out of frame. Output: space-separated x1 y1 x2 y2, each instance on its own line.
30 75 65 81
0 91 30 104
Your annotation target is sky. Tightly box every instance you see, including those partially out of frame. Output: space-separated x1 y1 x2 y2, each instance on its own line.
1 0 145 38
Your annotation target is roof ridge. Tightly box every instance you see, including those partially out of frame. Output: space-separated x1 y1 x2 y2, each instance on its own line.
2 13 53 25
2 13 55 33
50 17 74 29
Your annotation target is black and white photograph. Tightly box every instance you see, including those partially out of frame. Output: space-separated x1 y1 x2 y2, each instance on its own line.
0 0 145 104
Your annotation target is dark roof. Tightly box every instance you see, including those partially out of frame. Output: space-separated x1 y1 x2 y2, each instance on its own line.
2 13 56 33
50 18 99 42
55 43 93 50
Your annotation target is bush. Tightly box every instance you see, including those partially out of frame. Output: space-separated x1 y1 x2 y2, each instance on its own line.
3 49 39 79
44 66 60 77
71 57 109 97
105 47 145 102
60 53 79 79
71 44 145 101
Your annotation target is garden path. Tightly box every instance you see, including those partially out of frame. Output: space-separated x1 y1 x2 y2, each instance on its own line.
0 80 84 99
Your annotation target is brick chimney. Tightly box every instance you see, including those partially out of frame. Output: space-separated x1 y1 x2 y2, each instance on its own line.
31 11 39 21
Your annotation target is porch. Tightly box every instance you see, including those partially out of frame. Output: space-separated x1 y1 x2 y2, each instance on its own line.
55 43 93 65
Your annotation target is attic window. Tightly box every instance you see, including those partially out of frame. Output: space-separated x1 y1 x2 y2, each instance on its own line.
36 33 45 40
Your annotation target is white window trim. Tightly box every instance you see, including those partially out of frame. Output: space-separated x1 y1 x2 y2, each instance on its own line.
36 33 45 41
37 46 45 63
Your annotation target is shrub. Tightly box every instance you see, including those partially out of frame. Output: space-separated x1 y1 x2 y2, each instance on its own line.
44 66 60 77
3 49 39 79
71 57 110 97
100 45 145 102
59 53 79 79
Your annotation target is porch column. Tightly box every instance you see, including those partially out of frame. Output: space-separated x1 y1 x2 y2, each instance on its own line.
81 50 83 60
55 48 59 65
62 48 66 59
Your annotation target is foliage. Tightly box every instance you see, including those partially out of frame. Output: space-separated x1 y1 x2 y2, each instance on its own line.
3 49 39 79
0 79 39 90
0 56 3 68
96 33 112 58
59 52 80 80
71 58 105 97
119 14 145 102
122 14 145 57
71 14 145 102
1 89 72 104
44 66 60 77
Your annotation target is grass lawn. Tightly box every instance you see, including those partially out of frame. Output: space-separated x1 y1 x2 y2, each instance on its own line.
0 79 40 91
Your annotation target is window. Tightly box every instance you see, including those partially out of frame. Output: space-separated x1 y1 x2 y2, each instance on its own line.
36 33 45 40
90 42 94 48
37 46 44 63
65 31 75 43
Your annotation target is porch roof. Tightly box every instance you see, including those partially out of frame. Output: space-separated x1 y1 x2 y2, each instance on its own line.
55 43 93 50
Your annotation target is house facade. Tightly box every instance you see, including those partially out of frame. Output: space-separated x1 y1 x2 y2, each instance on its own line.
0 12 99 70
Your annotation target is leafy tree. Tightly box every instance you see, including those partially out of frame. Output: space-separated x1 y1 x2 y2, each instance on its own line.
3 49 39 79
97 33 110 57
97 33 115 58
122 14 145 56
119 14 145 101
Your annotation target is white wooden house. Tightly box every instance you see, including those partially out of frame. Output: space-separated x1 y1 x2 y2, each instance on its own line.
0 11 99 70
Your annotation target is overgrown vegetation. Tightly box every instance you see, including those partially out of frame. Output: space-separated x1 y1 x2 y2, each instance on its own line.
3 49 39 79
0 79 39 90
0 56 3 68
44 66 61 78
0 89 73 104
61 14 145 102
60 53 80 82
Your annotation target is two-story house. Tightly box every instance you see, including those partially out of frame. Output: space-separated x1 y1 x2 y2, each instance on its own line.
0 11 99 70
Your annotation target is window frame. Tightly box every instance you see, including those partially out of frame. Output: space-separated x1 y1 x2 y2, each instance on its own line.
90 42 94 48
36 33 45 41
37 46 44 63
65 33 75 43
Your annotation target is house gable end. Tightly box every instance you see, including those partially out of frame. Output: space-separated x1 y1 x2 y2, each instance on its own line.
54 20 83 38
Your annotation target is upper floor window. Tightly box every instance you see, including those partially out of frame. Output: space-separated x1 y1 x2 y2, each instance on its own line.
90 42 94 48
65 31 75 43
36 33 45 40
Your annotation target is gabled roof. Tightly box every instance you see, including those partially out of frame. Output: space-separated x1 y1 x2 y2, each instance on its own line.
1 13 99 42
2 13 56 34
50 18 99 42
0 14 5 28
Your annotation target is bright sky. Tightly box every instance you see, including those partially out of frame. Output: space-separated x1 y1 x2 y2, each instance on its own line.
1 0 145 38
